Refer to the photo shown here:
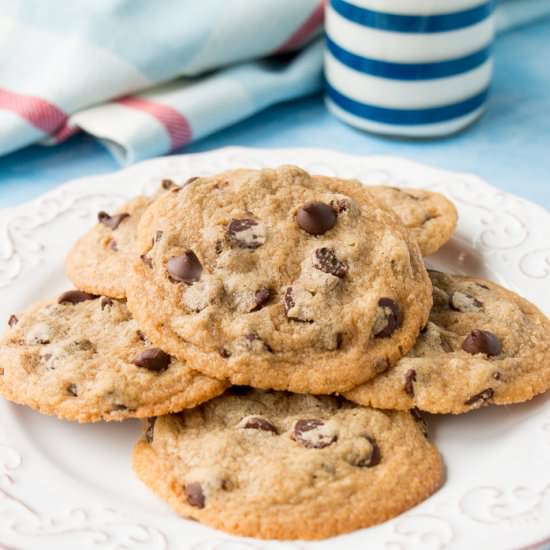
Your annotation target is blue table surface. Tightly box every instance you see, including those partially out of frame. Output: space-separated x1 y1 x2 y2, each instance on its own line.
1 18 549 213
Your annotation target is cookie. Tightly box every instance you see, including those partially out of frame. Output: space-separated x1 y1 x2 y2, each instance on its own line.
132 388 443 540
367 186 458 256
0 290 227 422
344 271 550 414
65 179 180 299
127 166 432 394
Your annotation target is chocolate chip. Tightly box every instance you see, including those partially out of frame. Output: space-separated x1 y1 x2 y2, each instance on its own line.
136 330 148 343
140 254 153 269
214 240 223 254
461 329 501 356
404 369 416 397
252 288 271 311
373 298 403 338
313 248 347 278
132 348 171 372
161 179 177 190
112 404 128 411
243 332 272 352
283 287 295 315
58 290 98 305
97 211 130 230
167 251 202 284
185 482 205 508
145 417 156 443
493 371 502 380
154 230 164 243
476 283 490 290
464 388 494 406
292 419 336 449
238 416 277 434
353 436 381 468
8 314 18 327
450 291 483 313
109 239 118 251
296 202 337 235
100 297 113 310
227 218 265 249
67 384 78 397
218 346 231 358
335 332 343 349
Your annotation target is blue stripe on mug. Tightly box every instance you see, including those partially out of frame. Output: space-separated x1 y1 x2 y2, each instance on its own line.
330 0 494 33
325 81 489 125
326 36 492 80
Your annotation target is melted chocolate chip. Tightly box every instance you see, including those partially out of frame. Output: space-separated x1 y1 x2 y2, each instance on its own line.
109 239 118 251
154 230 164 243
140 254 153 269
461 330 501 357
313 248 347 278
354 436 381 468
8 314 18 327
374 298 403 338
67 384 78 397
167 251 203 284
112 404 128 411
185 482 205 508
132 348 171 372
464 388 494 406
450 291 483 313
218 346 231 358
97 211 130 230
404 369 417 397
335 332 343 349
145 417 156 443
410 407 428 437
252 288 271 311
292 419 336 449
283 287 295 315
238 416 278 434
227 218 265 249
58 290 97 305
296 202 337 236
136 330 148 343
100 297 113 310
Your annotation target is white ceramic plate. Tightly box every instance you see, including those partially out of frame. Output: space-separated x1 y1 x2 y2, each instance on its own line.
1 147 549 550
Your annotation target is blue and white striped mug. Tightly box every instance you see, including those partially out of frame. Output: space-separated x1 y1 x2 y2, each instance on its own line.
325 0 495 137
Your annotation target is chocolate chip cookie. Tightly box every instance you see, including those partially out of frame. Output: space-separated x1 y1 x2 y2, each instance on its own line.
0 290 227 422
128 166 432 394
65 180 180 299
132 388 443 539
367 186 458 256
345 271 550 414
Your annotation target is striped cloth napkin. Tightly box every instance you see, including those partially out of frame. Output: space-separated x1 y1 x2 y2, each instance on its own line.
0 0 547 164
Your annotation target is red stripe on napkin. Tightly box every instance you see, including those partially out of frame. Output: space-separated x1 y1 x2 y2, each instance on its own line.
275 2 325 53
0 88 67 134
117 96 192 151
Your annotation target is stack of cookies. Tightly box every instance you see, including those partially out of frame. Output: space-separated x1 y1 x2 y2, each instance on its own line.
1 166 550 540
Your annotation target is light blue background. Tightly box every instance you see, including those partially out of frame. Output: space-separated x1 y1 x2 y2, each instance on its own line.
0 19 548 212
